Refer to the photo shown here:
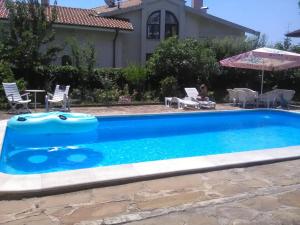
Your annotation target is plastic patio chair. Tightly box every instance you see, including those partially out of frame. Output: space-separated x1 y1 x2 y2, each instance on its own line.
45 85 70 112
274 89 296 108
234 88 258 108
227 89 238 105
257 90 278 108
2 82 31 114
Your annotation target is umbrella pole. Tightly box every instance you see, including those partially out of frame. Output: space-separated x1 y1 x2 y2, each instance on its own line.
260 70 264 94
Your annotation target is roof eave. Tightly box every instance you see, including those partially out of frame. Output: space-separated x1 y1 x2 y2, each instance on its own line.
54 23 133 32
96 5 142 17
0 17 134 31
185 6 260 36
285 30 300 38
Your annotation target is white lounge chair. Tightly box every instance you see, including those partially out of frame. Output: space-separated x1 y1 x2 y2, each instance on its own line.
165 97 173 107
171 97 200 109
45 85 70 112
184 88 216 109
2 82 31 114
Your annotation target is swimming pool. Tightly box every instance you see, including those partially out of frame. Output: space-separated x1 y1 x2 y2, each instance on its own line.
1 110 300 175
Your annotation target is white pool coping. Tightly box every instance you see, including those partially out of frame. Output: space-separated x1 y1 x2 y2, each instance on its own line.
0 110 300 194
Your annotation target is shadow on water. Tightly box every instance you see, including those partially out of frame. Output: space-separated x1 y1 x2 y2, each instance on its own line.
6 147 103 174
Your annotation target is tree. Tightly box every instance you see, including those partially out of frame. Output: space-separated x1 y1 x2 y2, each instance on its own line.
274 37 292 51
0 0 61 87
146 37 219 91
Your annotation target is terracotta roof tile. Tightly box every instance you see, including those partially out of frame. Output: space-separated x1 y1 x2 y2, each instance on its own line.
0 0 133 31
94 0 142 14
0 0 8 19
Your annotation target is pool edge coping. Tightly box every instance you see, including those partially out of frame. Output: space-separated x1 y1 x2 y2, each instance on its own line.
0 146 299 195
0 120 7 157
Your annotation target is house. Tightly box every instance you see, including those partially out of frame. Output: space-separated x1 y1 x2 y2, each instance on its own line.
0 0 259 68
286 29 300 38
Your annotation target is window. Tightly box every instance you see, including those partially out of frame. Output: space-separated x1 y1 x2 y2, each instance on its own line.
165 11 178 39
61 55 72 66
146 53 153 61
147 11 161 39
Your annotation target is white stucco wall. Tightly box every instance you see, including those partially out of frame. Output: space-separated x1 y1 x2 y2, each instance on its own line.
185 12 244 39
116 10 142 66
140 0 186 63
53 26 118 68
120 0 246 65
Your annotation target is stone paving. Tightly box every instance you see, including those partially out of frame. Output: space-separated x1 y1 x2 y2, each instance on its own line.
0 104 238 120
0 105 300 225
0 160 299 225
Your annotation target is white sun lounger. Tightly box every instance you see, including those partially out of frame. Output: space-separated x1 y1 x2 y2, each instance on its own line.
170 97 200 109
184 88 216 109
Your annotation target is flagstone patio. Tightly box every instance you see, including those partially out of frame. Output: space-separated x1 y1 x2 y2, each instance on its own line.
0 104 238 120
0 160 299 225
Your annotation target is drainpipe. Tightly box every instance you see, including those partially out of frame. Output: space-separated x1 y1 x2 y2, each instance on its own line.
113 29 119 68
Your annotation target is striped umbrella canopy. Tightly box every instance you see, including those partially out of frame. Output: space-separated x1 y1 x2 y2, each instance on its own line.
220 47 300 93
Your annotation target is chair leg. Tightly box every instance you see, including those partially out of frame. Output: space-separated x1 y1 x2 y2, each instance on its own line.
67 99 70 112
24 102 31 113
45 95 49 112
62 94 68 112
8 102 19 114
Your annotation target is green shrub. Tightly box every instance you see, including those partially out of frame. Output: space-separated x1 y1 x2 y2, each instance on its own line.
123 64 148 91
0 61 14 82
160 76 178 98
0 61 26 108
142 90 158 102
94 87 121 104
94 68 125 89
146 37 219 90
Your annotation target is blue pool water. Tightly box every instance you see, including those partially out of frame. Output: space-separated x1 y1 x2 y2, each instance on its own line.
1 110 300 175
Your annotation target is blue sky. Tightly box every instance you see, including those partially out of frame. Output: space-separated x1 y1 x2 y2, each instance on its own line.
51 0 300 45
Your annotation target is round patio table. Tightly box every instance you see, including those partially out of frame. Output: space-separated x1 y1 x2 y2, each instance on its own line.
25 90 45 110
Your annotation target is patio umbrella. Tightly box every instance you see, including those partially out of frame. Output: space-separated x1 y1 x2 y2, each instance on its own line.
220 47 300 94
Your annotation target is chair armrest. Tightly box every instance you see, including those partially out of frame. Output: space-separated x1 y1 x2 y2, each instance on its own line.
47 92 54 99
21 93 30 100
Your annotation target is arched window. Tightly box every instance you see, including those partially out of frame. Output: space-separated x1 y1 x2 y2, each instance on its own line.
165 11 178 39
61 55 72 66
147 11 161 39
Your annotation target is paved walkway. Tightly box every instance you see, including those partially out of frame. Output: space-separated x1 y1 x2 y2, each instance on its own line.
0 160 299 225
0 104 238 120
0 105 300 224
